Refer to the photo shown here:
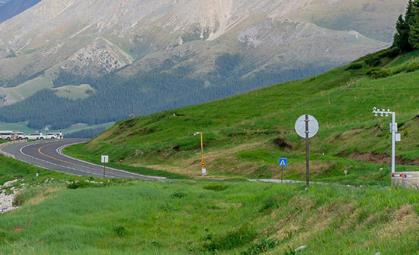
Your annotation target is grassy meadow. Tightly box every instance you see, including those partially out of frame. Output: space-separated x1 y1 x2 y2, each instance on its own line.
64 50 419 185
0 179 418 255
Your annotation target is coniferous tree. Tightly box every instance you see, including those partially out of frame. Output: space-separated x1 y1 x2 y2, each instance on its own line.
394 15 411 52
405 0 415 24
408 0 419 49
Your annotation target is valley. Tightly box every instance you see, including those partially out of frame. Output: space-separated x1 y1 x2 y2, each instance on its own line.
0 48 417 255
0 1 417 254
0 0 406 130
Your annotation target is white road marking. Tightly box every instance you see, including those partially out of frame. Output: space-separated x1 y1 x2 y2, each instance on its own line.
56 142 166 180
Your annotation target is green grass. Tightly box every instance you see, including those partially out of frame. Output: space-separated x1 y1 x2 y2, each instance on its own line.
0 180 417 254
65 144 188 179
0 155 75 186
65 49 419 185
1 49 418 254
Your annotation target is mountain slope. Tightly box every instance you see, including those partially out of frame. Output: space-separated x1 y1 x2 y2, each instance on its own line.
0 0 407 129
0 0 40 23
66 49 419 184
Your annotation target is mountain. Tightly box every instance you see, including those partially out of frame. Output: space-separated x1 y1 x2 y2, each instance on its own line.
67 49 419 181
0 0 40 23
0 0 408 129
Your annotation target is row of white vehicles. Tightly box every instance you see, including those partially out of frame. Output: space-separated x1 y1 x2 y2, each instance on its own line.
0 131 64 141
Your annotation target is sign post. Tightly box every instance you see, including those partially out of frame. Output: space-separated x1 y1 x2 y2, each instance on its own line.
305 115 310 187
101 155 109 178
372 107 401 174
295 115 319 187
278 157 288 182
194 131 207 176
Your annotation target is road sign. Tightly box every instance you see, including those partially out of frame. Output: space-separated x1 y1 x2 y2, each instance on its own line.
295 114 319 187
278 157 288 167
396 133 401 142
101 155 109 164
278 157 288 182
295 115 319 139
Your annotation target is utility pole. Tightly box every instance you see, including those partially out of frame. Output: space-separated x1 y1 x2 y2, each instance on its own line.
194 132 207 176
372 107 400 174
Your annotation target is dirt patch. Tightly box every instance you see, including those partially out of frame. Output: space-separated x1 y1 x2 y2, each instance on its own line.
346 152 419 165
273 138 292 149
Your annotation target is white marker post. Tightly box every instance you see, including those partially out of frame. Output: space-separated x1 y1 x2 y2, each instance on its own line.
101 155 109 178
295 115 319 187
372 107 400 174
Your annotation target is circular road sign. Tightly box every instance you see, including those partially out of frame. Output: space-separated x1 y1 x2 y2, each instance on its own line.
295 115 319 139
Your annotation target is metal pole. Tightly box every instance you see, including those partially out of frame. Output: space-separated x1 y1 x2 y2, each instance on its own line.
305 115 310 187
103 164 106 178
281 166 284 183
200 132 206 176
201 132 204 163
391 112 396 173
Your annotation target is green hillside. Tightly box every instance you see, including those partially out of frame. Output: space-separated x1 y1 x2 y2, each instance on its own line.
65 49 419 185
1 179 418 254
1 49 418 255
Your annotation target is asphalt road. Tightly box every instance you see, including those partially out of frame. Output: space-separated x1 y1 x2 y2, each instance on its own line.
0 139 165 180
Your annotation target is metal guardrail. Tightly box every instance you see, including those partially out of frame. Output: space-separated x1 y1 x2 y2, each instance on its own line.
392 172 419 189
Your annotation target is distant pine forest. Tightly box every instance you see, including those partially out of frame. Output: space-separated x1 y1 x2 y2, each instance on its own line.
0 61 331 129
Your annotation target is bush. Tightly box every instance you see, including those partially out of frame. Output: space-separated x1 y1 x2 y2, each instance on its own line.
362 48 400 67
367 68 391 79
405 61 419 72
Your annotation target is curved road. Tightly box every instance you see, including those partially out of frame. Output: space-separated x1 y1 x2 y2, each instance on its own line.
0 139 165 180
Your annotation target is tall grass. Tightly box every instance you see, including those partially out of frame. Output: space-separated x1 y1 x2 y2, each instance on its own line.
0 181 417 254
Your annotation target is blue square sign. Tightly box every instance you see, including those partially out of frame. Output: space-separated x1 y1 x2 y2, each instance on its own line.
278 157 288 167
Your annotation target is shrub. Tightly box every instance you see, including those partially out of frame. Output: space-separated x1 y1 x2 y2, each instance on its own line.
362 48 400 67
405 61 419 72
367 68 391 79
